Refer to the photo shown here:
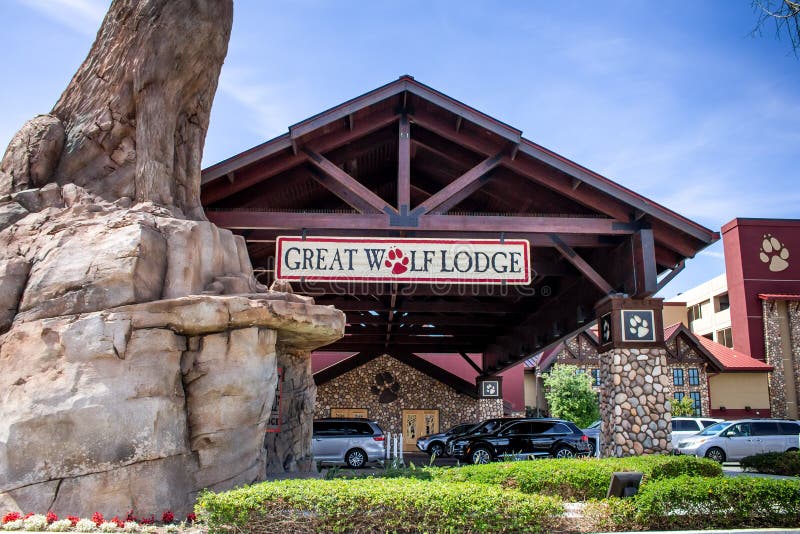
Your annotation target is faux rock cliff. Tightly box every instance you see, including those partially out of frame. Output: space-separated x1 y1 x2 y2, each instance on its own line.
0 0 344 518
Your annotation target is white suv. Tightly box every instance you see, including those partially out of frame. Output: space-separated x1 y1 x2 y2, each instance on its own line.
671 417 723 447
676 419 800 462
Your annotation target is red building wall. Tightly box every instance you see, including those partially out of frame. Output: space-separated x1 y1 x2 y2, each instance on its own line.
722 218 800 359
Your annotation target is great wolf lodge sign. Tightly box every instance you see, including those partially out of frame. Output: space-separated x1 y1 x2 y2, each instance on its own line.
276 236 531 284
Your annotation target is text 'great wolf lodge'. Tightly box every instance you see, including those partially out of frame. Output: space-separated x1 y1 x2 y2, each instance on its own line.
276 236 531 284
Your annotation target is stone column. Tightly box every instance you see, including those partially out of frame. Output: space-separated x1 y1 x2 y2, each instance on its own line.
264 348 316 474
595 297 672 457
476 376 504 419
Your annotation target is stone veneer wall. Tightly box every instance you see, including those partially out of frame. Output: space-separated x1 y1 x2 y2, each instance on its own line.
314 354 479 435
599 347 672 456
477 398 504 420
763 300 800 418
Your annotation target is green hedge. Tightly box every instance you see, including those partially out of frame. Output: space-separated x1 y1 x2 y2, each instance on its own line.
741 451 800 476
432 455 721 500
197 478 563 533
630 475 800 530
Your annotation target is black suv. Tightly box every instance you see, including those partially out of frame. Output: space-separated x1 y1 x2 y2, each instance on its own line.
450 418 591 464
445 417 518 456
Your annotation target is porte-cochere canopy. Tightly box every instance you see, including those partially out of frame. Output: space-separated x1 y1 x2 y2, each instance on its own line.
201 76 717 374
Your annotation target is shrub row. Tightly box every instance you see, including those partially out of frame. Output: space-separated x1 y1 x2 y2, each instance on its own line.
430 455 721 500
197 478 563 533
628 475 800 530
740 451 800 476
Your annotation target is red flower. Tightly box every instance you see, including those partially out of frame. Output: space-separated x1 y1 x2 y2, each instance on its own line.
67 516 80 527
161 510 174 524
125 510 137 522
46 511 58 524
111 515 124 527
23 513 34 519
91 512 104 527
186 512 196 523
139 515 155 525
2 512 22 524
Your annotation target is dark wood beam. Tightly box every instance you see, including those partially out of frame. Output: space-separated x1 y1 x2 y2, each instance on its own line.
209 210 634 236
398 114 411 210
303 148 397 214
326 343 488 353
549 234 615 295
314 352 379 385
318 298 524 313
459 351 486 376
632 229 658 297
348 313 524 326
414 153 504 215
202 108 399 203
655 260 685 294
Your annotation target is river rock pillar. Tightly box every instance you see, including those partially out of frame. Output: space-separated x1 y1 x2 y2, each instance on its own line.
595 296 672 457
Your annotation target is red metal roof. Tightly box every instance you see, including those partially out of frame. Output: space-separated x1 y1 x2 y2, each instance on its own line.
693 332 773 372
759 293 800 301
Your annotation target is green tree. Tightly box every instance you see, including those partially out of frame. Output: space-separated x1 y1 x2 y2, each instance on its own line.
541 364 599 428
672 396 696 417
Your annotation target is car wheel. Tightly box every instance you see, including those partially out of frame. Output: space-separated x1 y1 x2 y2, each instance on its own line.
553 446 575 459
705 447 726 463
470 446 492 465
345 448 367 468
428 441 445 458
587 440 596 456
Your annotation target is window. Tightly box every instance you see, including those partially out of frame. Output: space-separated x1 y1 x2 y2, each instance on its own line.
702 332 714 341
688 303 703 324
591 368 600 386
714 292 730 312
673 368 684 386
688 368 700 386
716 327 733 348
673 419 697 432
575 368 585 375
779 422 800 435
689 391 701 416
673 392 685 401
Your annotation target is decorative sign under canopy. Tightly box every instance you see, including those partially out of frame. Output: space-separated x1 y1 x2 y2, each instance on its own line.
276 236 530 285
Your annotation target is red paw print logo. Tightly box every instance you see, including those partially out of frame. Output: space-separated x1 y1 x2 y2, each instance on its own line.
384 247 409 275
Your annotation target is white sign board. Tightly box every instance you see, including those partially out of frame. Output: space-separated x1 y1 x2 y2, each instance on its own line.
275 236 531 285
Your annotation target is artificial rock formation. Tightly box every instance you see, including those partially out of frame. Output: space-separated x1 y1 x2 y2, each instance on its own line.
0 0 345 518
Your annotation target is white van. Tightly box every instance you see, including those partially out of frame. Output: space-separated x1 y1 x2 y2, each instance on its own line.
676 419 800 462
670 416 723 447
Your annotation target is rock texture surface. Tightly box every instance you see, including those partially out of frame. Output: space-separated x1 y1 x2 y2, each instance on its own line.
314 354 480 437
0 0 345 518
599 347 673 457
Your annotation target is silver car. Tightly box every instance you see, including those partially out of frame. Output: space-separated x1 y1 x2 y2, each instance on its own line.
677 418 800 462
312 418 385 468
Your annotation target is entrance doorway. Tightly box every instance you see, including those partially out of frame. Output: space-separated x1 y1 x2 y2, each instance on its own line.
330 408 368 418
403 409 439 451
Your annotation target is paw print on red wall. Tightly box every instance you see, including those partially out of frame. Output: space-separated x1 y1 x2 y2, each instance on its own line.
384 248 409 275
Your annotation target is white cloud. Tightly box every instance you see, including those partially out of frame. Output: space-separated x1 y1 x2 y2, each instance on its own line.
16 0 107 37
217 66 306 139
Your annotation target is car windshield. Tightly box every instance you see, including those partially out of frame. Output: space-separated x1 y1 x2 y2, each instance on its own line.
697 421 730 436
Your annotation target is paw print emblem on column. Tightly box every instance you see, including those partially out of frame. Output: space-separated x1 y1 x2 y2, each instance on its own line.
759 234 790 273
621 310 656 342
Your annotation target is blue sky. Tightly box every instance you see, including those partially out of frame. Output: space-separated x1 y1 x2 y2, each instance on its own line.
2 1 799 298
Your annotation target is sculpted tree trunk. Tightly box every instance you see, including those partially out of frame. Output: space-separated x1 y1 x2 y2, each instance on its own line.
0 0 233 219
